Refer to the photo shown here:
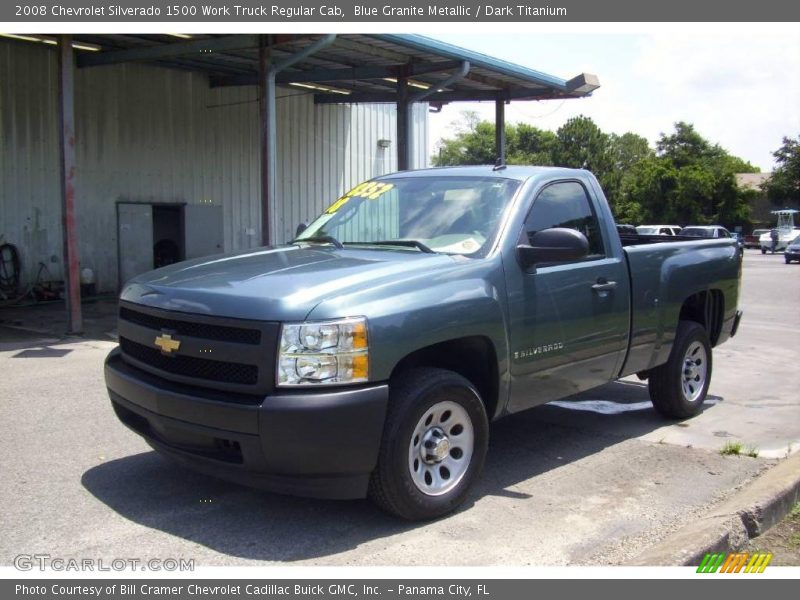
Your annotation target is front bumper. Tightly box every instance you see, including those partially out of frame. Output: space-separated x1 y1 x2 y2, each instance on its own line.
105 349 388 499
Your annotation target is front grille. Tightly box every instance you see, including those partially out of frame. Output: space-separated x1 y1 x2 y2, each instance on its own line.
119 337 258 385
120 306 261 345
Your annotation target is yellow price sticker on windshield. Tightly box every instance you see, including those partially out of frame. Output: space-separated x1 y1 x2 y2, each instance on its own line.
325 181 395 214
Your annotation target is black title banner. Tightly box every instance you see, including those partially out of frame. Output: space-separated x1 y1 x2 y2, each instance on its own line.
4 0 800 22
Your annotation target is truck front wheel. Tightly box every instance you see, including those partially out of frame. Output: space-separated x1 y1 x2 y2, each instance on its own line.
369 368 489 520
648 320 712 419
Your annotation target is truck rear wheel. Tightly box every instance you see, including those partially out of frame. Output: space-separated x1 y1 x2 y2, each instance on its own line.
649 320 712 419
369 368 488 520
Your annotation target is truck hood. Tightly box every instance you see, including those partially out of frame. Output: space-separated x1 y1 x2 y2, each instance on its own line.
121 245 458 321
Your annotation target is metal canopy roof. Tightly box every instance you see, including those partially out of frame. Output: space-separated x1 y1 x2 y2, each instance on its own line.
64 33 599 105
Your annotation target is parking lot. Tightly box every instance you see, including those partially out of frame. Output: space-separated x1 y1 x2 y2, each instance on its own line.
1 251 798 566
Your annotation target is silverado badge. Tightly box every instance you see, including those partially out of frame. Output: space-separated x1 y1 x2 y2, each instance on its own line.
154 332 181 355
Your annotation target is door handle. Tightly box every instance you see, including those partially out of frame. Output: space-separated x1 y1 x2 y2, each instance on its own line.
592 279 618 292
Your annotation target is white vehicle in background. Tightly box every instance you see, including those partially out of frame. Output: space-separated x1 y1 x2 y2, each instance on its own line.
680 225 732 239
759 209 800 254
636 225 683 236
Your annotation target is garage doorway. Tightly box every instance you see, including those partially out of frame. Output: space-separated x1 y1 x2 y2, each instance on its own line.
152 205 184 269
117 202 223 288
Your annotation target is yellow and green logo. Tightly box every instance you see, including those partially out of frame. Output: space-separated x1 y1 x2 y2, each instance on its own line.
697 552 772 573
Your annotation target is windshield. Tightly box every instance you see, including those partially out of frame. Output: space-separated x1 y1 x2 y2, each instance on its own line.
295 176 521 255
636 227 658 235
681 227 712 237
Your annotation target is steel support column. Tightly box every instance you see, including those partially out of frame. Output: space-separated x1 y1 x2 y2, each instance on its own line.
260 34 336 246
396 78 411 171
58 35 82 334
495 98 506 164
259 36 273 246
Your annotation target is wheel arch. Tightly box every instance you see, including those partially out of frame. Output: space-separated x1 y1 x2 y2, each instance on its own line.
679 289 724 346
389 336 501 421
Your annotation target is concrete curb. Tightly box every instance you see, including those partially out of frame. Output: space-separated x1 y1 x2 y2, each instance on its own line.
629 452 800 565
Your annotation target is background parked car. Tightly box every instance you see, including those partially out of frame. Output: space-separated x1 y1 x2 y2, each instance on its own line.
681 225 732 239
636 225 682 236
785 236 800 264
744 228 769 249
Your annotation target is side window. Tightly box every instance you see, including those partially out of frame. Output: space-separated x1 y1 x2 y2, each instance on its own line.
524 181 605 258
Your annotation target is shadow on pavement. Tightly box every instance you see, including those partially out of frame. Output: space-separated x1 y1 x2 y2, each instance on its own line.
81 378 723 562
0 298 118 342
0 325 115 355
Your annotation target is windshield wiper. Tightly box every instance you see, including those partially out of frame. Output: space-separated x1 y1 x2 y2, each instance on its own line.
345 240 436 254
292 235 344 249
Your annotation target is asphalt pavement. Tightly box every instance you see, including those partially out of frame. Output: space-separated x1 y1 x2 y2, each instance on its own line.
1 251 797 566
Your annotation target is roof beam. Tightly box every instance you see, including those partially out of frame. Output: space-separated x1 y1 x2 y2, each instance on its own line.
329 37 408 62
210 60 465 88
410 61 470 102
283 60 463 83
77 34 261 67
314 87 570 104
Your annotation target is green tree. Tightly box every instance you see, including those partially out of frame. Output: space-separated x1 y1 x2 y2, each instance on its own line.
642 122 756 226
432 111 557 166
552 115 611 172
762 135 800 206
508 123 558 165
433 114 497 166
604 132 654 216
618 156 676 223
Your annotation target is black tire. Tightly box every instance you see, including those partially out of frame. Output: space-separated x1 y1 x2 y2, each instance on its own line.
761 247 767 254
369 368 489 520
648 320 712 419
786 256 791 264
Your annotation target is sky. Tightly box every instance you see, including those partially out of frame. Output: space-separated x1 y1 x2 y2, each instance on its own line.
426 33 800 172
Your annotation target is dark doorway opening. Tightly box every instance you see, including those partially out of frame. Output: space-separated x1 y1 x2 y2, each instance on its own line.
152 205 184 269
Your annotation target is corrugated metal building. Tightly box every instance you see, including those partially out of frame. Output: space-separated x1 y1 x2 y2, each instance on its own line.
1 33 598 334
1 39 428 293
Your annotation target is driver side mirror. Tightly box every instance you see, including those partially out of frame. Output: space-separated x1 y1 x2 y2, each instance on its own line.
295 222 309 237
517 227 590 270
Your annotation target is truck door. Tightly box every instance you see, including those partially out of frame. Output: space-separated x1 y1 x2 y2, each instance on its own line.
505 180 630 412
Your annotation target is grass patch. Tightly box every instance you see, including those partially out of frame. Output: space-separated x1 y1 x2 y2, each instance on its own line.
720 441 743 456
788 504 800 547
719 441 759 457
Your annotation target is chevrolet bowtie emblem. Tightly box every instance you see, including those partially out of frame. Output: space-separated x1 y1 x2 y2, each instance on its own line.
154 333 181 354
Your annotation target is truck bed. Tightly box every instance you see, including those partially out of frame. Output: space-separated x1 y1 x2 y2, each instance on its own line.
620 237 741 377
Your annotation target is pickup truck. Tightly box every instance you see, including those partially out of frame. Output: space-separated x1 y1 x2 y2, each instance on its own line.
105 166 743 520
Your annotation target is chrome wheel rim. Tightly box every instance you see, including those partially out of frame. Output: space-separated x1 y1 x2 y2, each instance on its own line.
681 341 708 403
408 400 474 496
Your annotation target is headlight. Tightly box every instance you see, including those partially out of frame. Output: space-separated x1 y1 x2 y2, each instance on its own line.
277 317 369 386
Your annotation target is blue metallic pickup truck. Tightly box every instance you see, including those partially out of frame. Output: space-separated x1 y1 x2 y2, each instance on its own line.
105 166 743 520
